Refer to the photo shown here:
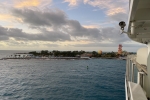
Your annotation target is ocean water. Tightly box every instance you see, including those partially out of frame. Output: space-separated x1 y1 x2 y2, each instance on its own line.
0 51 126 100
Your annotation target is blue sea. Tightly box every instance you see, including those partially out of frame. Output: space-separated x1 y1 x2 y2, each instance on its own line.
0 50 126 100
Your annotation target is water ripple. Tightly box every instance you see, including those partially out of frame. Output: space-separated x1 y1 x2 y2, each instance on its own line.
0 59 125 100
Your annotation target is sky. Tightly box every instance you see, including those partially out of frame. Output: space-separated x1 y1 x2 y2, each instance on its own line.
0 0 146 52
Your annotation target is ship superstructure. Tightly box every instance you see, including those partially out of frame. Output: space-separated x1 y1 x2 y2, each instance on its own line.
119 0 150 100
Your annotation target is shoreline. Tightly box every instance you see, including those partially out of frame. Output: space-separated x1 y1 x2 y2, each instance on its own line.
0 57 126 60
0 57 90 60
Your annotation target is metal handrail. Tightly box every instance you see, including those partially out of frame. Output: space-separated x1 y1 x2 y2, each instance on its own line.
127 55 147 75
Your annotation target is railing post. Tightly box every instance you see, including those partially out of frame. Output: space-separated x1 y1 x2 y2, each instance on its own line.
128 58 130 81
131 63 135 82
137 72 144 87
126 57 129 81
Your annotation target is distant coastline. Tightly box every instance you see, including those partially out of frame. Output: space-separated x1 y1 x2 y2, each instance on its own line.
0 50 134 60
1 57 90 60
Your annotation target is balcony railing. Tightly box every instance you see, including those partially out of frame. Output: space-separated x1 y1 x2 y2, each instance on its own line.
125 55 147 100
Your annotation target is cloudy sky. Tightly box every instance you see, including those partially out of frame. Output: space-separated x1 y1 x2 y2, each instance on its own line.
0 0 146 51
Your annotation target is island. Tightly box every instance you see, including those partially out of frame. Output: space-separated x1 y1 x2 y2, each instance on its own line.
1 50 135 60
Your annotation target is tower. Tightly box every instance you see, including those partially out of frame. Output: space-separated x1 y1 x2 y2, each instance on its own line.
118 44 122 55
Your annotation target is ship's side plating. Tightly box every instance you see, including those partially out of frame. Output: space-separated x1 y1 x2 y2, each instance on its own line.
124 0 150 100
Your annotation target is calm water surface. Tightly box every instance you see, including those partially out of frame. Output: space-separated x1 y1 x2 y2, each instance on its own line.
0 51 126 100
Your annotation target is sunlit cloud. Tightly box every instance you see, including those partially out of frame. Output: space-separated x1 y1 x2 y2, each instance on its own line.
14 0 52 8
0 14 13 21
64 0 128 16
106 7 126 16
83 0 128 16
63 0 128 23
14 0 40 8
82 25 100 29
63 0 80 7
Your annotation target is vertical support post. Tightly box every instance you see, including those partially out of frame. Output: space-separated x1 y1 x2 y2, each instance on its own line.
131 22 135 35
128 60 131 81
147 43 150 55
141 74 144 88
128 58 130 80
137 72 145 87
126 57 129 80
137 72 140 84
132 63 134 82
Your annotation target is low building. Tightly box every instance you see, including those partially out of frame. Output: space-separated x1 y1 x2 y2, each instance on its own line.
80 53 92 58
8 53 34 58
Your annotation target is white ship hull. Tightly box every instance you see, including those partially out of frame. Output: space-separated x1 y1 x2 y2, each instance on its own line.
121 0 150 99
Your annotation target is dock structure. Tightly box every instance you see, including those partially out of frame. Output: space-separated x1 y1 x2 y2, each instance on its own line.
0 53 34 60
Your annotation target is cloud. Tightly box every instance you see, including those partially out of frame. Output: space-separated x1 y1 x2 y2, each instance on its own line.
0 4 134 48
14 0 52 8
44 43 59 47
0 0 143 51
11 8 67 27
0 26 71 41
63 0 128 21
0 14 13 21
64 0 128 16
84 0 128 15
0 7 130 44
11 8 102 40
82 25 100 28
14 0 40 8
100 27 130 43
0 36 9 40
107 12 128 22
72 42 145 47
86 0 127 14
66 20 101 38
63 0 80 7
